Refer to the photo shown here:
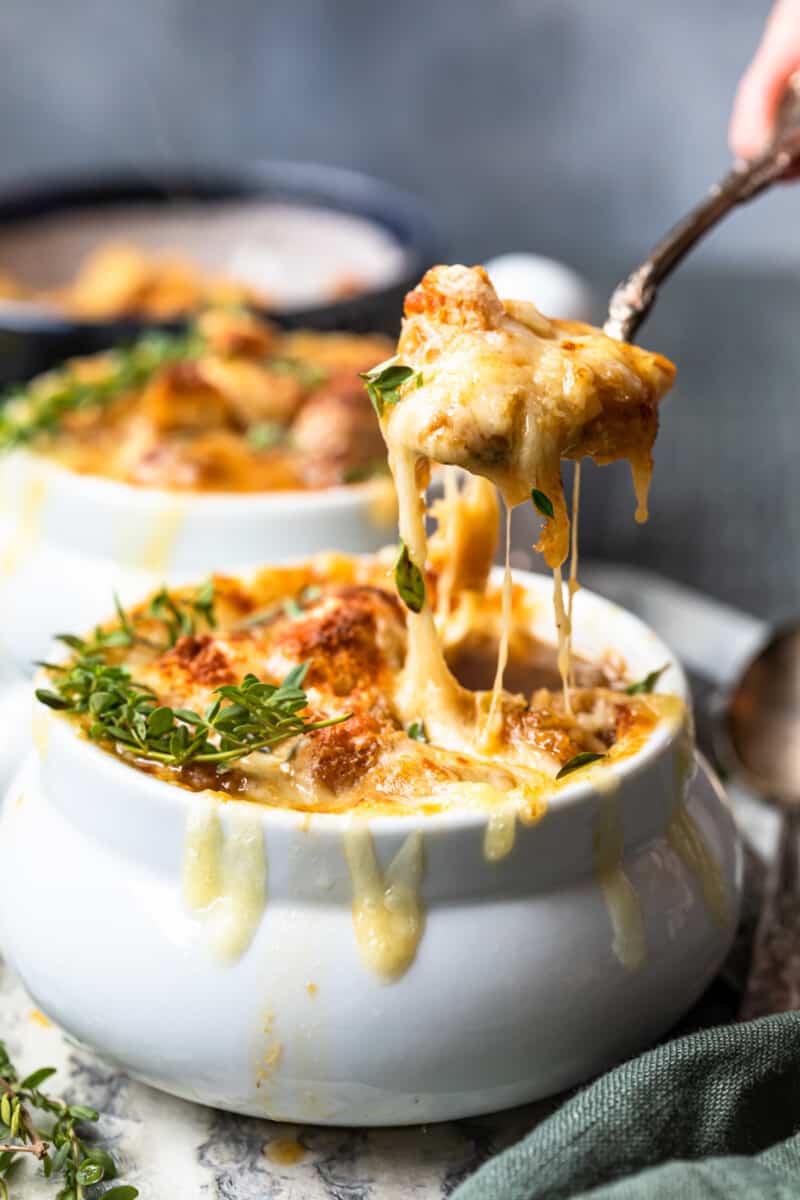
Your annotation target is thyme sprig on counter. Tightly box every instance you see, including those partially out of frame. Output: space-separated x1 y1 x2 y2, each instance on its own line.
0 1040 137 1199
0 329 204 450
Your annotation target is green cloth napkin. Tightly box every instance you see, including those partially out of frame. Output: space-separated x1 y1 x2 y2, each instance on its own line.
453 1012 800 1200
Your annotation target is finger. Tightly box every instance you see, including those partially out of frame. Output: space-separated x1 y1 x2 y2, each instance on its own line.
729 0 800 158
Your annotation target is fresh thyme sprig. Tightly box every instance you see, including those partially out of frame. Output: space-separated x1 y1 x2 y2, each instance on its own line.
0 1040 137 1199
234 584 322 631
0 329 204 451
36 647 348 773
359 356 421 418
52 581 217 659
145 580 217 645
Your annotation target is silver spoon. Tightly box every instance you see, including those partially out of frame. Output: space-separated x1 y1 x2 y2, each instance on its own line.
600 78 800 1018
720 626 800 1019
604 72 800 342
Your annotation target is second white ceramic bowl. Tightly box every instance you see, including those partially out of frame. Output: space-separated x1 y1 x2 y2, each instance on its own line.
0 450 396 668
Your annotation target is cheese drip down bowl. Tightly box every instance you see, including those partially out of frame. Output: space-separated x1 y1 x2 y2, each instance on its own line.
0 569 741 1125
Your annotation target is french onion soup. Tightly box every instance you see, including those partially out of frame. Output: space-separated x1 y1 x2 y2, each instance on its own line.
0 309 391 492
36 264 678 828
375 263 675 743
36 553 668 821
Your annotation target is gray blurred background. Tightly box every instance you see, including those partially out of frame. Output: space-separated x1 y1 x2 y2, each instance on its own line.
0 0 797 618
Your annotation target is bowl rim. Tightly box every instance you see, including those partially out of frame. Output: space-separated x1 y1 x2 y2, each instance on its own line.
0 159 446 335
38 564 689 837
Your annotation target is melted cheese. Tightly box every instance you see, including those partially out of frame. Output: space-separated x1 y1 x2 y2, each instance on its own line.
183 800 267 962
142 499 186 576
266 1137 305 1166
480 504 513 750
593 789 647 972
430 469 499 623
484 807 518 861
387 265 674 567
552 566 572 712
255 1011 283 1092
32 706 51 760
433 468 461 625
391 444 474 747
664 704 730 928
666 803 731 929
366 473 399 528
1 471 46 576
381 264 674 744
344 824 425 980
566 462 581 688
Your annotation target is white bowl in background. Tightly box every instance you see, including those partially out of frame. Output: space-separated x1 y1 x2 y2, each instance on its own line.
0 568 741 1125
0 450 396 670
484 253 596 322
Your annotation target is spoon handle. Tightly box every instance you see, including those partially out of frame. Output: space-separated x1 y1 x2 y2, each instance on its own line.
604 76 800 343
739 807 800 1021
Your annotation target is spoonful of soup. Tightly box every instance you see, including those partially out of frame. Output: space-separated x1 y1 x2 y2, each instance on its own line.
384 264 675 570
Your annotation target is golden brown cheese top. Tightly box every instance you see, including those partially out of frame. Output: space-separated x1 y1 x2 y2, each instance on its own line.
55 557 661 816
387 264 675 565
20 310 392 493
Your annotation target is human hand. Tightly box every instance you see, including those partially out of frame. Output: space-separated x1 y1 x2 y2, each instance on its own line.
729 0 800 162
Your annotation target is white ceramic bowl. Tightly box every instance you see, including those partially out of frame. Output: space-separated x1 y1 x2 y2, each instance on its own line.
0 450 395 669
0 569 741 1125
484 253 596 322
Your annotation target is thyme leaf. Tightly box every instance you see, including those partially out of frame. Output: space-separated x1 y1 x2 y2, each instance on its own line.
531 488 555 520
359 356 419 418
625 663 669 695
54 581 217 658
246 421 286 451
556 751 607 780
393 541 426 613
406 720 428 742
268 356 327 389
146 580 217 646
37 658 348 773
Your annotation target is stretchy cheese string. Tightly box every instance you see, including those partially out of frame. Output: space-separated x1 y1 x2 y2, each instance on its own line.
567 461 581 689
482 503 513 746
